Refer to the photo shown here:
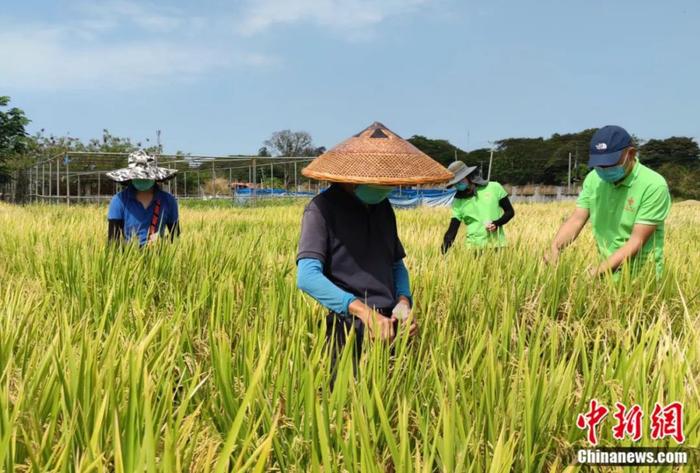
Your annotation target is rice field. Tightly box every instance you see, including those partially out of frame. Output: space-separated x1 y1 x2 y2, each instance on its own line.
0 200 699 472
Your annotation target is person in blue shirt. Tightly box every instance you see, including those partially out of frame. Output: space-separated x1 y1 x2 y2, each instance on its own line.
105 150 180 245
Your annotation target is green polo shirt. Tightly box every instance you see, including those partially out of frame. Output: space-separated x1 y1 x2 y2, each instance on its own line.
452 181 508 248
576 160 671 277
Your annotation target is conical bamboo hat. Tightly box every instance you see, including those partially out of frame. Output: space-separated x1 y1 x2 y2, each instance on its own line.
301 122 453 185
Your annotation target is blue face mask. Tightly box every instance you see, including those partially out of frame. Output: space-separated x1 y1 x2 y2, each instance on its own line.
595 152 633 183
132 179 155 191
454 181 469 191
354 184 393 204
595 166 626 183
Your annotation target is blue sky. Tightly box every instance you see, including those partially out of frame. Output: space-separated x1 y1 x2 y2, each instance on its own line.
2 0 698 155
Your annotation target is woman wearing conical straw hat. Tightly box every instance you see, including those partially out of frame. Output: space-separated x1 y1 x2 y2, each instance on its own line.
441 161 515 253
296 122 453 382
105 150 180 245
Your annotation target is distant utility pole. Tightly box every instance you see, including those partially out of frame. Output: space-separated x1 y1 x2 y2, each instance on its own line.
568 151 572 192
156 130 162 155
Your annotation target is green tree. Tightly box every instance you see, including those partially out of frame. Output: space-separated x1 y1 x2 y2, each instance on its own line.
408 135 470 167
15 129 163 201
262 130 323 189
27 128 160 155
640 137 700 199
25 128 162 181
640 137 699 166
0 96 30 183
490 130 596 185
263 130 317 157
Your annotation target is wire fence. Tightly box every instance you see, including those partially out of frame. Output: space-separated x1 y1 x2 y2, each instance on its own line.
0 151 319 204
0 150 585 206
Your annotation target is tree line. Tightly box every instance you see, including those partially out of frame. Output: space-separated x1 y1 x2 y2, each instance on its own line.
409 131 700 199
2 96 698 200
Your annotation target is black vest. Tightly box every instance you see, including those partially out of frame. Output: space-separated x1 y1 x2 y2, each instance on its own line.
307 184 405 310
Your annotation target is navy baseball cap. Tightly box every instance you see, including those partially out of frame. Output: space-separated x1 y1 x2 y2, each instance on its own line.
588 125 632 168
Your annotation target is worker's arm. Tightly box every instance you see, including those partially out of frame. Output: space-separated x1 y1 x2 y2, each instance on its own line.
393 259 417 336
392 259 412 305
297 258 356 315
591 223 656 276
107 194 125 243
492 197 515 227
165 221 181 241
165 199 181 241
593 181 671 275
441 218 461 254
486 197 515 232
108 219 124 242
296 258 395 340
544 208 589 264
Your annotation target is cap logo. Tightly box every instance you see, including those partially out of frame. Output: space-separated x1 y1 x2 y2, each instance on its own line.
595 143 608 151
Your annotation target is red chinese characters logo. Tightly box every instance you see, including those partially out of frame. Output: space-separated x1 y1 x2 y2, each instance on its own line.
611 402 643 441
577 400 684 445
650 402 685 444
577 399 609 445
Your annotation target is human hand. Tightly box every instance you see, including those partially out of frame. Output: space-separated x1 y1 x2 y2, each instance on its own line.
403 313 418 337
485 221 498 233
365 311 396 341
543 246 560 265
587 265 605 278
392 299 411 321
393 298 418 337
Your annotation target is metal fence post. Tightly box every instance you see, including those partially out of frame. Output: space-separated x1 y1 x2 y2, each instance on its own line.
66 159 70 205
34 164 39 202
252 158 257 203
27 165 32 202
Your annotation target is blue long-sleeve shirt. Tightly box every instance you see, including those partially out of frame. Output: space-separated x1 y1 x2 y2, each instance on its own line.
392 260 412 305
297 258 412 315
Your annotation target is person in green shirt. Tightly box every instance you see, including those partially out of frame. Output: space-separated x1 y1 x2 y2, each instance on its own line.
545 125 671 278
442 161 515 253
